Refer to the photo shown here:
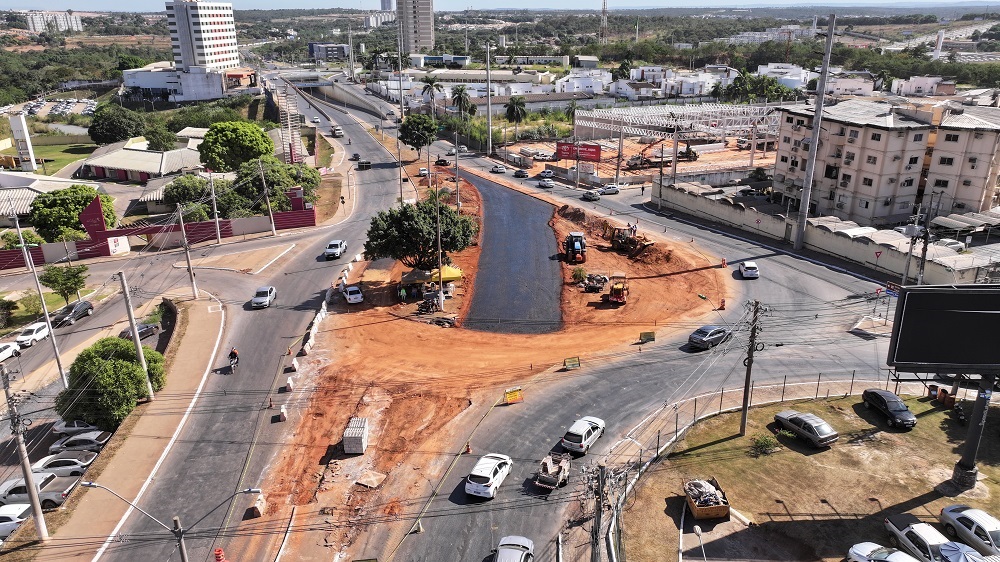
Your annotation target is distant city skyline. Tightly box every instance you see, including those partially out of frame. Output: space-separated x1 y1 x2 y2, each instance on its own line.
1 0 997 13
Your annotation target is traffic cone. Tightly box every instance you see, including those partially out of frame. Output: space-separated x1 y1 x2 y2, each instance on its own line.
214 548 228 562
464 442 472 454
718 299 726 311
721 258 727 268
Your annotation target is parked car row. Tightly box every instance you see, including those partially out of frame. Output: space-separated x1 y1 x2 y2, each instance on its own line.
858 504 1000 562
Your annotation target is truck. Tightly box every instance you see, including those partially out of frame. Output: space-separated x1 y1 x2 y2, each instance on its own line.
564 232 587 264
736 137 777 151
626 155 655 170
331 126 345 138
683 477 730 520
0 472 79 509
535 452 571 490
883 513 950 562
604 272 629 306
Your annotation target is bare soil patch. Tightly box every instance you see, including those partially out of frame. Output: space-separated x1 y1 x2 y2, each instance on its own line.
624 396 1000 562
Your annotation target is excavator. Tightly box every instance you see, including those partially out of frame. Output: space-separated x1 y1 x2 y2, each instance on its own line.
609 226 640 254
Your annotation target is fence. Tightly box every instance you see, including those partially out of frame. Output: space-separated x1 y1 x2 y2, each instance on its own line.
599 371 981 562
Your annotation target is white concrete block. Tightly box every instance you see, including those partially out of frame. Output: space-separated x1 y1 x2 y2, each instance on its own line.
291 358 299 372
354 253 363 262
279 405 287 422
286 377 294 391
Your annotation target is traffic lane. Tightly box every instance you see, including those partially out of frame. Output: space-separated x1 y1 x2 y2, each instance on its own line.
459 172 562 334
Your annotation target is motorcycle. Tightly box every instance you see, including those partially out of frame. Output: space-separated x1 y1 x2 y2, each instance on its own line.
951 400 967 425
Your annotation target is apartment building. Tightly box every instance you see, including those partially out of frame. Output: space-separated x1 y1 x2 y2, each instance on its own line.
166 0 239 71
23 11 83 33
774 99 1000 226
398 0 434 53
309 43 350 61
366 11 396 28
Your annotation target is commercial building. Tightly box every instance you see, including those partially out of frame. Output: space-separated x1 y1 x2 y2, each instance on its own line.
891 75 957 97
756 63 816 90
23 11 83 33
410 53 471 68
493 55 570 67
398 0 434 53
309 43 351 61
773 98 1000 226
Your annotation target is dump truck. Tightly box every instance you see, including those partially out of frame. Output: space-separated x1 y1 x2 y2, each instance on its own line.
683 477 730 520
604 272 628 306
564 232 587 264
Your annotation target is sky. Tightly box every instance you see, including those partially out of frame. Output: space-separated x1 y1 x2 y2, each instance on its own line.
0 0 994 14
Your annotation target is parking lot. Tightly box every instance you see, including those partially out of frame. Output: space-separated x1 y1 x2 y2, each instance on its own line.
2 98 98 118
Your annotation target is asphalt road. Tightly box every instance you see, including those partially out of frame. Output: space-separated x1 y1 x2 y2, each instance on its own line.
460 172 562 334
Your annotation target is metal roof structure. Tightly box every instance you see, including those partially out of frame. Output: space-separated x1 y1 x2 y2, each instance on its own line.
84 146 202 175
780 98 931 129
0 171 100 215
574 103 783 142
931 215 978 231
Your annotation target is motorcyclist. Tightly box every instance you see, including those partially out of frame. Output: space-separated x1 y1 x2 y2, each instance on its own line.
229 347 239 366
348 138 352 145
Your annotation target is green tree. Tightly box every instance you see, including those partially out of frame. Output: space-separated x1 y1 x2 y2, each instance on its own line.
55 227 88 243
117 54 148 71
504 96 528 142
450 84 472 128
1 229 44 250
143 123 177 152
87 104 145 145
0 300 17 328
163 175 209 206
20 294 41 317
38 264 88 306
399 114 438 157
55 337 165 430
198 121 275 172
179 203 209 223
231 156 319 215
29 185 116 242
420 75 444 120
364 199 479 270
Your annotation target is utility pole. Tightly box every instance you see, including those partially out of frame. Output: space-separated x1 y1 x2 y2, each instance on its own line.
397 20 406 207
670 125 680 186
8 197 66 388
1 366 49 541
435 173 445 311
740 300 762 436
590 462 607 562
454 130 461 208
208 173 221 245
614 116 624 184
176 204 200 299
258 159 277 237
173 516 190 562
118 271 153 400
347 25 355 82
793 13 836 251
486 41 493 156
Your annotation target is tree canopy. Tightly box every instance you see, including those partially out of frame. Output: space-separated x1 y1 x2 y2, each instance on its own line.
39 264 88 307
364 199 479 270
88 104 146 145
229 156 320 215
1 229 44 250
399 114 438 157
29 185 116 242
55 337 165 430
163 175 210 207
198 121 275 172
143 123 178 152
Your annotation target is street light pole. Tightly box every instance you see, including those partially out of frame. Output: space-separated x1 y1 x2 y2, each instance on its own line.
82 482 261 562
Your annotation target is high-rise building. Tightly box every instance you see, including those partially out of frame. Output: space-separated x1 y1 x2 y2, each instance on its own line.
23 11 83 33
397 0 434 53
166 0 240 72
381 0 394 11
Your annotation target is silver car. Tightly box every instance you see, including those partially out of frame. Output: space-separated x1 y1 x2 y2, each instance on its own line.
939 504 1000 554
251 286 276 308
774 410 839 447
688 325 731 350
561 416 606 454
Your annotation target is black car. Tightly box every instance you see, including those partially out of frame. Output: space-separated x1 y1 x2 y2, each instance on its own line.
50 301 94 327
862 388 917 429
118 323 160 340
513 169 529 178
435 158 450 166
349 153 361 161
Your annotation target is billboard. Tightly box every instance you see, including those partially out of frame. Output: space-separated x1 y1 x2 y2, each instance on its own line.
887 284 1000 374
556 142 602 162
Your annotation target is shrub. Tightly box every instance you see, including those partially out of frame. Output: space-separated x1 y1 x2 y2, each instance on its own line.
572 266 587 283
750 432 780 457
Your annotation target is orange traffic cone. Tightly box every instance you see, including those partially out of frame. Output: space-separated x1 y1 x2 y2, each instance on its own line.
215 548 228 562
721 258 727 268
718 299 726 311
464 442 472 454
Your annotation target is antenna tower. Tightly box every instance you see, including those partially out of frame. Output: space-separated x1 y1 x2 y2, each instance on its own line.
600 0 608 45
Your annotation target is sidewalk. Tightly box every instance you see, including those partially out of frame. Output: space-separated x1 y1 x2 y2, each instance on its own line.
24 290 224 561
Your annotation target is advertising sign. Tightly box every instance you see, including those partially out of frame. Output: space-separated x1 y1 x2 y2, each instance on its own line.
556 142 602 162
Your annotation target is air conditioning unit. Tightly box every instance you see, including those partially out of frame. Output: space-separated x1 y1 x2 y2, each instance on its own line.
840 181 849 187
836 202 845 209
847 137 856 143
893 155 901 161
971 164 978 170
905 165 913 170
884 197 893 206
955 202 966 209
888 178 897 183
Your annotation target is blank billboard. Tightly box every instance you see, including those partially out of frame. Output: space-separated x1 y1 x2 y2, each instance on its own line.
887 284 1000 374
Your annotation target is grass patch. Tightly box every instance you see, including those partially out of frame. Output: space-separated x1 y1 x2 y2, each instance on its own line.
302 131 316 156
313 174 344 224
625 395 1000 561
0 143 97 176
143 302 165 325
316 134 335 168
0 286 111 336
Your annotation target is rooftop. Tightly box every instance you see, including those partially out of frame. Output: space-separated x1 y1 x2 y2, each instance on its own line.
781 98 931 129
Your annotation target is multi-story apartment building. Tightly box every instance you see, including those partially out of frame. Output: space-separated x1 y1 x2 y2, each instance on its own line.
166 0 239 72
309 43 350 61
23 11 83 33
365 11 396 29
774 99 1000 226
398 0 434 53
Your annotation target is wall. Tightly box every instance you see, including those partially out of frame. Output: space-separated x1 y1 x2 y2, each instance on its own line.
30 135 92 146
651 181 979 284
314 83 385 117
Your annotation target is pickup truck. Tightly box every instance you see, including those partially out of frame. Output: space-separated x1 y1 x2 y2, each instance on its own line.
0 472 79 509
884 513 949 562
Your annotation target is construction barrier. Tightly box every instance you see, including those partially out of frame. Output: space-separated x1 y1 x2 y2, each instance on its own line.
279 405 287 422
504 386 524 404
639 331 656 343
563 357 581 370
286 377 294 391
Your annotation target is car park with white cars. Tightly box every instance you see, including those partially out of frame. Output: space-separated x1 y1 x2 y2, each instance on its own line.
0 504 31 538
939 504 1000 554
464 453 512 499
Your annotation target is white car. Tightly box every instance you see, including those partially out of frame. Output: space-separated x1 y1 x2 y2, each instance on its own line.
537 178 555 188
418 167 428 177
446 148 456 156
344 285 364 304
324 239 347 260
51 419 98 436
934 238 966 252
538 170 554 178
31 451 97 477
0 343 20 363
599 184 623 195
491 165 506 173
311 116 320 123
939 504 1000 554
465 453 512 498
561 416 606 454
0 504 30 539
251 286 277 309
739 261 760 278
582 190 601 202
16 323 49 347
494 536 534 562
848 542 920 562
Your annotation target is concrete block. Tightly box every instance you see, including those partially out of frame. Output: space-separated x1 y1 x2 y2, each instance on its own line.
342 417 369 454
248 493 266 518
291 358 299 372
286 377 294 391
279 405 287 422
354 253 363 262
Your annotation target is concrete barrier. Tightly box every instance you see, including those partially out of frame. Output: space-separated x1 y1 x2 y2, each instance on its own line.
354 253 363 262
248 493 266 518
286 377 294 392
279 405 287 422
291 358 299 372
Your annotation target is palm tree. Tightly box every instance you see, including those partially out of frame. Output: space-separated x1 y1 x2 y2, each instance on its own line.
451 85 472 130
566 100 578 121
420 76 444 120
504 96 527 144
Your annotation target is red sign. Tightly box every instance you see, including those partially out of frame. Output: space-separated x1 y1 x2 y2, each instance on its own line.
556 142 602 162
875 251 882 258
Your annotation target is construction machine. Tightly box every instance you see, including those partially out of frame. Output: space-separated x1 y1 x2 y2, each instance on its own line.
604 272 629 306
676 141 699 162
609 226 640 253
564 232 587 264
